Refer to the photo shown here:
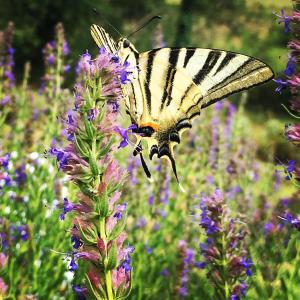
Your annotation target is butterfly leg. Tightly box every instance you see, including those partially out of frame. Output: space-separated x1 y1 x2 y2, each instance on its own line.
132 139 153 180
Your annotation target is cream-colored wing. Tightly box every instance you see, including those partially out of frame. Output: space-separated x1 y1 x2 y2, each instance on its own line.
133 48 273 181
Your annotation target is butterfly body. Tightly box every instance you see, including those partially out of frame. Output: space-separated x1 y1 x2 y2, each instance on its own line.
91 25 274 183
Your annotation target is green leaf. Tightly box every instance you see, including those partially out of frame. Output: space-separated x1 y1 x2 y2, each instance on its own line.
89 150 99 177
98 140 115 159
84 116 95 140
76 218 97 245
106 241 118 271
74 134 90 157
95 190 109 218
77 181 94 198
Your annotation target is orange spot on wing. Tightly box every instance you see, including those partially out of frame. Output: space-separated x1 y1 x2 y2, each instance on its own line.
140 122 160 131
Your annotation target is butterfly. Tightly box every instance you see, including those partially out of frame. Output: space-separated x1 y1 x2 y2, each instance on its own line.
90 23 274 187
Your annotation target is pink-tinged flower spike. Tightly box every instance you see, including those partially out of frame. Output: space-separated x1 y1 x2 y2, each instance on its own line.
292 11 300 23
287 75 300 92
287 40 300 54
175 240 195 298
0 22 15 123
197 189 252 300
285 124 300 144
0 252 8 296
49 47 134 300
0 253 8 269
0 278 8 296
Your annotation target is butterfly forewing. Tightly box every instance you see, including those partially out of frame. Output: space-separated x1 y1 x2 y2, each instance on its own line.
90 25 118 54
137 48 274 120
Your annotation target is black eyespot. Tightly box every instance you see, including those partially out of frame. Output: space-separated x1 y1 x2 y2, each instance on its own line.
123 39 130 48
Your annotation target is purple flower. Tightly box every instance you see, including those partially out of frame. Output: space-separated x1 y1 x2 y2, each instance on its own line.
71 235 82 249
119 246 134 273
0 154 10 170
280 212 300 231
0 96 10 106
60 198 76 220
285 56 296 76
72 285 87 300
115 124 137 148
49 147 70 170
285 160 297 180
240 257 252 277
18 225 29 241
64 64 71 72
276 10 292 33
273 78 288 93
160 268 170 276
14 166 27 186
146 245 153 254
63 41 70 56
69 256 78 272
136 217 147 228
148 194 154 206
47 54 55 65
195 261 206 269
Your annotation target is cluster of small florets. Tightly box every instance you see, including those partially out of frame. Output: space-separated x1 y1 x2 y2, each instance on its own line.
198 189 252 300
40 23 70 96
274 9 300 186
0 22 15 107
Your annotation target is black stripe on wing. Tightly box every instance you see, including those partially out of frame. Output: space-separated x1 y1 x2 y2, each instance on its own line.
213 52 237 75
183 49 196 68
193 50 222 85
144 50 158 113
161 48 181 109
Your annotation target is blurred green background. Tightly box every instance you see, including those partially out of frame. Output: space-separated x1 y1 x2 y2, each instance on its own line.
0 0 291 112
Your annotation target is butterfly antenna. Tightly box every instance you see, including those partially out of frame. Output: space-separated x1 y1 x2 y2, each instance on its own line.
92 8 122 38
127 15 161 39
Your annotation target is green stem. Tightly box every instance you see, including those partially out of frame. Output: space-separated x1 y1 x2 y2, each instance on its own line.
99 218 114 300
221 231 230 300
281 103 300 119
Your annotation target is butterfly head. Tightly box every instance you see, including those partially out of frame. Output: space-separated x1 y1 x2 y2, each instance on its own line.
117 38 138 54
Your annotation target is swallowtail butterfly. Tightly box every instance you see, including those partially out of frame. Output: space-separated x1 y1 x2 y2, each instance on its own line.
91 23 274 188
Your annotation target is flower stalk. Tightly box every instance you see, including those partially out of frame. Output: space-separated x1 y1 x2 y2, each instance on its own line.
50 48 133 299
